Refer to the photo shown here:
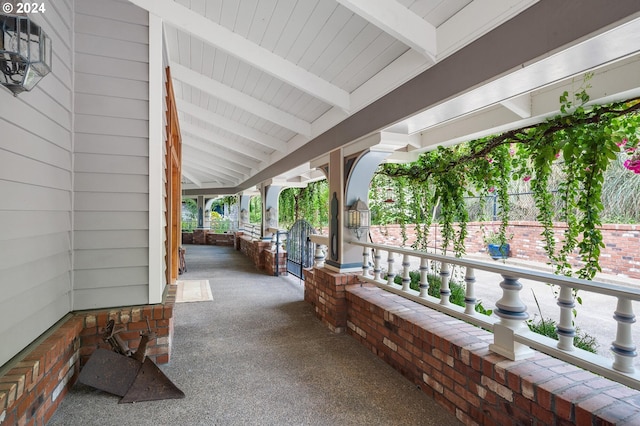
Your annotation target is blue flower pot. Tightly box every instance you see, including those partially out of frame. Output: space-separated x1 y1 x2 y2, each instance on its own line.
487 243 510 260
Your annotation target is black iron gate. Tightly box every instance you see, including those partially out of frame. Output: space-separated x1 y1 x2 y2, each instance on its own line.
286 219 316 279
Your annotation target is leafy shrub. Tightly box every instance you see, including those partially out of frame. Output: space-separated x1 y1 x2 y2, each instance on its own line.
391 271 492 316
526 317 598 353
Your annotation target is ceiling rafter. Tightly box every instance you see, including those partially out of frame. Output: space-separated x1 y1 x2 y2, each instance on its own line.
178 100 288 153
336 0 437 62
182 155 243 185
182 147 249 180
182 137 255 175
180 122 266 163
129 0 351 111
170 62 312 137
181 169 202 187
180 126 260 170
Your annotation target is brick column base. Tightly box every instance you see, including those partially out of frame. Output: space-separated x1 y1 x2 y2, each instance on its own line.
303 267 358 333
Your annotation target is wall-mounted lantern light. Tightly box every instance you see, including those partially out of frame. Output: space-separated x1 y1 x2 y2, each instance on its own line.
0 14 52 96
346 198 370 239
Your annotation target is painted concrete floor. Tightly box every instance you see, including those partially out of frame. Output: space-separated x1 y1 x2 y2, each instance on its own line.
48 244 462 426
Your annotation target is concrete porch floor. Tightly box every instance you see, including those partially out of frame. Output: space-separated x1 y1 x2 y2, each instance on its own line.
47 244 462 426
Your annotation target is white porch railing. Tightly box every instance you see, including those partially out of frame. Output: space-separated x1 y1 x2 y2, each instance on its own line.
242 224 261 240
337 240 640 390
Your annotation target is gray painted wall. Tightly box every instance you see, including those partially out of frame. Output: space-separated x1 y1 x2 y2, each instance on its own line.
73 0 151 309
0 0 74 367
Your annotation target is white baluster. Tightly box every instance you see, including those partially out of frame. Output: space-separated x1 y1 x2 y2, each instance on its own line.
489 275 534 360
556 286 576 351
386 251 396 286
611 298 637 374
373 249 382 281
464 267 477 315
362 247 370 277
439 262 451 306
401 254 411 291
419 258 429 298
314 244 325 268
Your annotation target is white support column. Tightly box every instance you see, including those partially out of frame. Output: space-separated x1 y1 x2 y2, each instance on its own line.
362 247 370 277
373 248 382 281
386 251 395 286
439 262 451 306
556 286 576 351
314 244 326 268
489 275 534 360
401 254 411 291
612 298 637 374
419 258 429 298
464 267 477 315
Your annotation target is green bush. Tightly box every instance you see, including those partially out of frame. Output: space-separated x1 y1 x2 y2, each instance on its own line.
526 317 598 353
391 271 492 316
389 269 598 352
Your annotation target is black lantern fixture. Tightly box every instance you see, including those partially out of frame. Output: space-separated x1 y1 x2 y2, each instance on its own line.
0 14 51 96
346 198 370 239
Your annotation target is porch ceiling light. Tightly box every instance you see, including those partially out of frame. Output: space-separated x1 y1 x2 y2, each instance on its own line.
346 198 370 239
0 14 51 96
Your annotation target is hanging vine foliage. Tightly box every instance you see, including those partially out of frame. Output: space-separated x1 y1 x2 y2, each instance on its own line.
278 180 329 230
378 83 640 279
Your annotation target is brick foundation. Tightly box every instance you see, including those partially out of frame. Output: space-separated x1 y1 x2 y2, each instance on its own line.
303 267 358 333
238 235 272 271
264 249 287 277
343 284 640 425
182 231 234 246
0 285 177 426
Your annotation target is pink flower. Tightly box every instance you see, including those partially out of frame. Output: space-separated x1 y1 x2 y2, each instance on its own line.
555 151 561 159
523 176 531 182
509 149 515 156
487 157 494 164
624 158 640 174
616 138 628 147
488 187 495 193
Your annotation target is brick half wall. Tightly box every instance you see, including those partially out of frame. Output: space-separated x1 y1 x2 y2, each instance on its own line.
0 285 177 426
345 284 640 425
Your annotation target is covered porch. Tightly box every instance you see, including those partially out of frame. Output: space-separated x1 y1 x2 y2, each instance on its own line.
47 244 462 426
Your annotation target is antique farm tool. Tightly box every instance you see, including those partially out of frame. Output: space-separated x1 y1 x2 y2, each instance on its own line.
78 318 184 403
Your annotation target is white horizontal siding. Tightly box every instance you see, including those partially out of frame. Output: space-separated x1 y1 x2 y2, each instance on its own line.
73 286 149 310
73 0 150 310
74 230 148 250
74 211 148 231
75 133 148 156
0 5 73 367
75 73 149 101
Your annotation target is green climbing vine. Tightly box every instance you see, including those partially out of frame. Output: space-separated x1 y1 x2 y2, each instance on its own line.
378 80 640 279
278 180 329 230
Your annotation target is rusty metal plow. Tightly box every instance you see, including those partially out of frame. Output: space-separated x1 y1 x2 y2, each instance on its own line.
78 319 185 403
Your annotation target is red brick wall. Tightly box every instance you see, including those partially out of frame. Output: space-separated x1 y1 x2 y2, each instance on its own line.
303 268 358 333
264 250 287 276
346 284 640 425
0 285 176 426
0 318 82 426
370 222 640 279
205 233 235 246
239 236 271 271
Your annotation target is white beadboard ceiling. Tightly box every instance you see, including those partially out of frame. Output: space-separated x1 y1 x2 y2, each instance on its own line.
127 0 640 194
